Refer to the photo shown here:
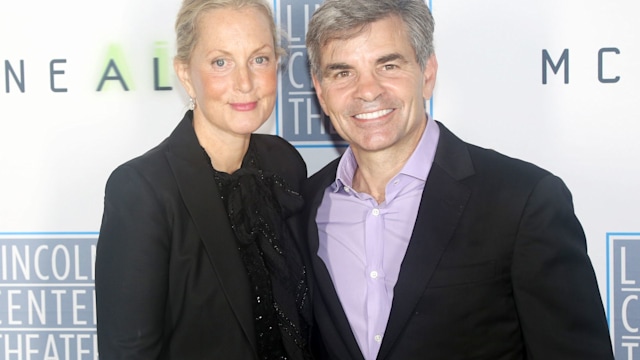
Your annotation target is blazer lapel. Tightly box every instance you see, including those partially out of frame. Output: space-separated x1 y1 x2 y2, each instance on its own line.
378 123 474 359
305 160 366 360
164 113 257 353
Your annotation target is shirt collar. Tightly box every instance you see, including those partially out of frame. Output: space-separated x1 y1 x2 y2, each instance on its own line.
333 147 357 192
332 114 440 191
401 113 440 181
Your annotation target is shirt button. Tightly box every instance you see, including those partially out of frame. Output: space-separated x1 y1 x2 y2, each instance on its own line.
374 334 383 343
370 270 378 279
372 208 380 216
393 179 400 185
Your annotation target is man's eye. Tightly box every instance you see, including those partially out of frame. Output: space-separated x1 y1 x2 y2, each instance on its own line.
383 64 397 70
336 71 350 78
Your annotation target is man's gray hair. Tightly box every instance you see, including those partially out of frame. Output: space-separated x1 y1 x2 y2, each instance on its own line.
306 0 435 78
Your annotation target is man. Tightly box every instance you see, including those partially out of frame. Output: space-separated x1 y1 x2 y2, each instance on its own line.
302 0 615 359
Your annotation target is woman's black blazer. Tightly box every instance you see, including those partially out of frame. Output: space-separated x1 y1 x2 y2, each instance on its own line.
95 111 307 359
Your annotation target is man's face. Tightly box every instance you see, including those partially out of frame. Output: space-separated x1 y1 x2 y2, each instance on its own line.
312 15 437 157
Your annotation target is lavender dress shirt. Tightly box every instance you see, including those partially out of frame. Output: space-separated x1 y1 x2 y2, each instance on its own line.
316 116 440 360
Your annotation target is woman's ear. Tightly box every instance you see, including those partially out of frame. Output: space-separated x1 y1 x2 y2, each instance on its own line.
174 58 195 97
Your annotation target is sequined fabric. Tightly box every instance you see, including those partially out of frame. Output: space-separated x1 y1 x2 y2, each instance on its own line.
208 141 311 360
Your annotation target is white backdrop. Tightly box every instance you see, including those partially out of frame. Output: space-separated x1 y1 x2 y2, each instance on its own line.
0 1 638 358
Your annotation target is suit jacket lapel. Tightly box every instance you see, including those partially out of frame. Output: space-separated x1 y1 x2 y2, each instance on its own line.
378 122 474 359
164 113 257 353
305 159 366 360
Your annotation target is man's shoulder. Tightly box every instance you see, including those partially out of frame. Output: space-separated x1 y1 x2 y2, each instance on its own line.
437 122 551 182
303 157 341 194
465 142 551 181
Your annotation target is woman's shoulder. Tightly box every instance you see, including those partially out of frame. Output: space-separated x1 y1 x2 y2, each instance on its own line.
251 134 307 183
103 136 181 198
252 133 296 152
112 139 170 175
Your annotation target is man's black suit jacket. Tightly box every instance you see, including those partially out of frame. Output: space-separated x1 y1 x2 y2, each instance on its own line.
95 111 307 359
302 121 614 360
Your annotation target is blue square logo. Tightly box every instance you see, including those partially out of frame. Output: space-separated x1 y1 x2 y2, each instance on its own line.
608 233 640 359
275 0 345 146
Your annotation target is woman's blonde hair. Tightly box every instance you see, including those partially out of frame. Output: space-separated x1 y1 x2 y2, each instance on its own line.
174 0 284 63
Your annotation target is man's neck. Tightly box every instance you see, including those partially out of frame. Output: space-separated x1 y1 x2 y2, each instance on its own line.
351 144 413 204
349 118 428 204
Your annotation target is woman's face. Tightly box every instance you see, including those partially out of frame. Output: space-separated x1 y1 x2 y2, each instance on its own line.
175 6 278 139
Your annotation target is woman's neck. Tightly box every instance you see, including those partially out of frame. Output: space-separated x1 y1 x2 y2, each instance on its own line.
193 117 250 174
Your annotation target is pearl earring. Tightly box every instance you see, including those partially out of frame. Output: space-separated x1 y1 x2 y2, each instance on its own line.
189 97 196 110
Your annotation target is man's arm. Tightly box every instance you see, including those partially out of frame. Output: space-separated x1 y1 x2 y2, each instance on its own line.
512 174 614 359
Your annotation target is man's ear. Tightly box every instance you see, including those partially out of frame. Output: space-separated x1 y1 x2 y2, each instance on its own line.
312 74 328 115
422 54 438 100
174 58 195 98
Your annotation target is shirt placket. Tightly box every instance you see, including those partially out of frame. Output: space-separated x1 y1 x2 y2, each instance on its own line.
364 205 388 359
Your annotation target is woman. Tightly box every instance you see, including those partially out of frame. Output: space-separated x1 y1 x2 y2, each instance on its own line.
95 0 312 358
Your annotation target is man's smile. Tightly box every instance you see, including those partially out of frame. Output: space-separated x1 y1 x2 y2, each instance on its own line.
353 108 394 120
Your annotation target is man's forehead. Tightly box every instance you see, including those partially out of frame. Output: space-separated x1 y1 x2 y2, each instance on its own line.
320 15 404 48
319 19 412 65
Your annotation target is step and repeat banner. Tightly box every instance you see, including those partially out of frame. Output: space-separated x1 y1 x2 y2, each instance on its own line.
1 0 638 358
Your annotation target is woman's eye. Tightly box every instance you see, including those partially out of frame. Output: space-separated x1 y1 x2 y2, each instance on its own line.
255 56 269 65
214 59 225 67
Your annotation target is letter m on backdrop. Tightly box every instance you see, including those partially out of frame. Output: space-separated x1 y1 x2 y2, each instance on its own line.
542 49 569 84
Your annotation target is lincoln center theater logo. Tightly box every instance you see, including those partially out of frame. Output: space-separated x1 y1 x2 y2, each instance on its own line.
276 0 344 146
0 234 98 359
608 233 640 359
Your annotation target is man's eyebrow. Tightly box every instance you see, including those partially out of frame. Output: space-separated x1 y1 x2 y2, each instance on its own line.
321 53 409 76
324 63 352 72
377 53 408 65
